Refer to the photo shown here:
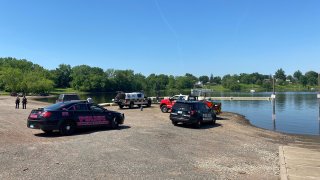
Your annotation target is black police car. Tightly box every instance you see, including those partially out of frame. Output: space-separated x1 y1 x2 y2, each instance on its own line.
170 101 216 128
27 101 125 135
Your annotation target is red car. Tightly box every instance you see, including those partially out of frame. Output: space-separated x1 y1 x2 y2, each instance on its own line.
160 95 188 113
160 95 222 114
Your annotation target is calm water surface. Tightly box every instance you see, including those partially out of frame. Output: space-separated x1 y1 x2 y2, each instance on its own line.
215 92 320 136
37 92 320 135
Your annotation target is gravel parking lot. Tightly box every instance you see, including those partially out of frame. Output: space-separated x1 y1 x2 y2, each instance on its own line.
0 96 297 179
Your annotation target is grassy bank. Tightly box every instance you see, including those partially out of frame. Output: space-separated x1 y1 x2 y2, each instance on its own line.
0 91 9 96
204 84 319 93
50 88 88 95
50 85 319 96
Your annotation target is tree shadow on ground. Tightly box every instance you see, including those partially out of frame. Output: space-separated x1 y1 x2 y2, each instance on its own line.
34 125 131 138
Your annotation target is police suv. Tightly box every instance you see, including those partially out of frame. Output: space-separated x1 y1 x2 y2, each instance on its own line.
27 100 125 135
170 100 216 128
114 92 152 109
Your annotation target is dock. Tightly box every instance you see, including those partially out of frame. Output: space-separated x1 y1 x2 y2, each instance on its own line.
149 96 271 102
207 97 271 101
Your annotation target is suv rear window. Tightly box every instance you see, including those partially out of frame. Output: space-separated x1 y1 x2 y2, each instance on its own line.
172 102 194 111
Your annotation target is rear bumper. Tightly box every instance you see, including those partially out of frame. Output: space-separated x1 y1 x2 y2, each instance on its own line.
170 116 198 124
27 120 59 131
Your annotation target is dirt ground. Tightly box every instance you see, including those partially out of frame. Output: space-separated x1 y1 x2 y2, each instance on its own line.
0 95 318 179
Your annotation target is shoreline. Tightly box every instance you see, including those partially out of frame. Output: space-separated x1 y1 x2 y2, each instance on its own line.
1 95 319 179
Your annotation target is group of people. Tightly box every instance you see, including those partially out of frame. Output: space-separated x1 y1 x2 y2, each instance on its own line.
15 96 27 109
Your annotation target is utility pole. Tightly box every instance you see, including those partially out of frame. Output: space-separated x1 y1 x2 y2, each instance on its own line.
271 74 276 99
318 72 320 134
271 74 276 130
318 72 320 98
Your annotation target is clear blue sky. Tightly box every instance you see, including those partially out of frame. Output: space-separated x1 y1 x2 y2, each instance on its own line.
0 0 319 77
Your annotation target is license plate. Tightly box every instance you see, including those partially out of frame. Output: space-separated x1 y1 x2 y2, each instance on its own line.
178 111 182 114
29 114 38 119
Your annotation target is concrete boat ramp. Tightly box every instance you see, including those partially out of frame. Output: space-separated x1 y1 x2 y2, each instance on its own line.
280 138 320 180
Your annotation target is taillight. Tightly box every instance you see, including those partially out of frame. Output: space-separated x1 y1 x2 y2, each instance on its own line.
42 111 52 118
190 110 196 115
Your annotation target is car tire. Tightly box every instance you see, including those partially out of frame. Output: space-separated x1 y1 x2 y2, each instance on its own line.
172 121 178 126
194 120 202 128
211 115 216 125
42 130 53 134
111 117 119 129
161 105 168 113
147 100 151 107
119 105 124 109
59 121 75 136
129 102 134 109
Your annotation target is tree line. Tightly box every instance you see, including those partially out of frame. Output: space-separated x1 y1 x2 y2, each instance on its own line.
0 57 319 95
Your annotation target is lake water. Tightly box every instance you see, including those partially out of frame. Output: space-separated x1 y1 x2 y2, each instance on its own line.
37 92 320 136
214 92 320 136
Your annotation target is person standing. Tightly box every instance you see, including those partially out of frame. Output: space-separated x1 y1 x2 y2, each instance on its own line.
15 96 20 109
22 96 27 109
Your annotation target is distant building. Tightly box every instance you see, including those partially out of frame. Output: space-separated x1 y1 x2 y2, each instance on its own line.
194 81 203 88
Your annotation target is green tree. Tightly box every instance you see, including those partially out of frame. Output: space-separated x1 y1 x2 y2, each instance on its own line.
212 76 222 84
199 75 209 84
300 76 308 87
305 71 318 86
275 68 286 81
71 65 105 91
222 74 241 91
293 70 303 82
209 74 214 83
53 64 72 88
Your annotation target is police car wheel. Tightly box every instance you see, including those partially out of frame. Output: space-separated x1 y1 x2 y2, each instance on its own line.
211 115 216 125
111 117 119 129
59 121 75 136
194 120 202 128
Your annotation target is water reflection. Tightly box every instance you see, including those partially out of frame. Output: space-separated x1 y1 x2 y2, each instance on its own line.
272 98 276 131
319 99 320 135
276 93 286 112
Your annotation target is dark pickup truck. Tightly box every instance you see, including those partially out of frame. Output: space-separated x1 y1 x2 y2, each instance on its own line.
27 100 125 135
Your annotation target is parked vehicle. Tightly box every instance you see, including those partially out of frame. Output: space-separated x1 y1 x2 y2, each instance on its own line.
27 100 125 135
159 94 189 113
114 91 151 109
159 95 200 113
170 101 216 128
202 100 222 114
56 93 80 103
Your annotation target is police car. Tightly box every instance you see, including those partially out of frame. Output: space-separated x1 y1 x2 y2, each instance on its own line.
114 91 152 109
27 100 125 135
170 100 216 128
